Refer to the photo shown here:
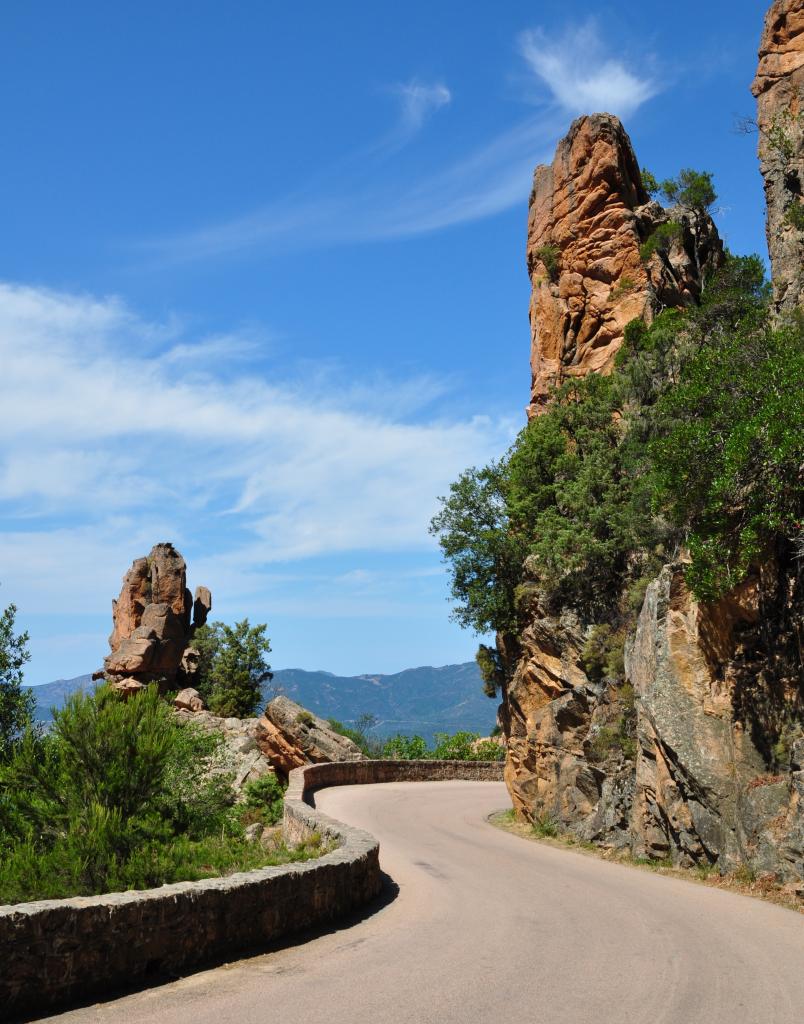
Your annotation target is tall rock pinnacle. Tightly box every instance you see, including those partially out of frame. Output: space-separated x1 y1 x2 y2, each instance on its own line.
102 542 211 689
752 0 804 315
526 114 723 415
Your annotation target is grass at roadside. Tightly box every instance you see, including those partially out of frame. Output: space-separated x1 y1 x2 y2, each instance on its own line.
488 809 803 914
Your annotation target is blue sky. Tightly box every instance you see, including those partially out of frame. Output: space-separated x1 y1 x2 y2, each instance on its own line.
0 1 771 684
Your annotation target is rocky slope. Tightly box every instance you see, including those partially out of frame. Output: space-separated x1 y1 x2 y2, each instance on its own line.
174 695 365 790
526 113 722 415
503 4 803 882
752 0 804 314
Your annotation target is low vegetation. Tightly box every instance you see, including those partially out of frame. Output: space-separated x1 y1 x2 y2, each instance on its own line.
533 243 560 282
0 666 321 905
327 716 505 762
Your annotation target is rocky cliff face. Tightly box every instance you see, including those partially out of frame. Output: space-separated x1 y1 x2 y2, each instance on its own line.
752 0 804 315
504 6 803 882
102 542 211 690
527 114 722 414
627 560 802 877
504 508 803 880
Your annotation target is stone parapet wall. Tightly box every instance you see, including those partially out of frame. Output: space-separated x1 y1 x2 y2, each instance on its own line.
0 760 502 1017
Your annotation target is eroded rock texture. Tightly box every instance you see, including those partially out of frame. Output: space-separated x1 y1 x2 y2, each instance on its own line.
104 542 210 686
504 10 803 880
752 0 804 314
502 582 635 852
173 708 277 795
527 114 722 414
255 696 367 778
628 563 802 877
504 553 803 879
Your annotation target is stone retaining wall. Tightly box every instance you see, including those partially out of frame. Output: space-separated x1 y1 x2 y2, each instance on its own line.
0 760 503 1017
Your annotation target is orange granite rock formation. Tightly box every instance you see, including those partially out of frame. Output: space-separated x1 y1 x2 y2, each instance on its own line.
752 0 804 314
103 542 211 685
527 114 722 414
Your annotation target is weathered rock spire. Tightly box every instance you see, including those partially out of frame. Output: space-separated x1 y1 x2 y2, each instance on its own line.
102 542 211 690
751 0 804 314
527 113 722 415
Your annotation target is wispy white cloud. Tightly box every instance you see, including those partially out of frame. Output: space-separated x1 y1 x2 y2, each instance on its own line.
135 22 657 267
141 115 559 264
0 281 516 615
519 21 659 120
393 78 452 134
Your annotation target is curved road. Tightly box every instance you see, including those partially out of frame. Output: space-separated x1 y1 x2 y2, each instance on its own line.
41 781 804 1024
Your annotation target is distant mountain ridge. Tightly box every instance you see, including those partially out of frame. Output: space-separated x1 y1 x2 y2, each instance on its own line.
27 662 496 739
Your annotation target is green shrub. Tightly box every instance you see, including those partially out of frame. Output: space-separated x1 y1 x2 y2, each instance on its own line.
532 813 560 838
580 624 626 682
381 734 429 759
431 253 789 637
296 710 314 728
650 314 803 599
765 113 797 162
0 685 247 899
476 643 505 698
640 221 682 262
327 713 382 758
0 601 35 761
641 168 661 197
242 773 285 825
534 244 560 282
430 459 527 635
611 275 637 300
0 829 323 905
471 738 505 762
784 201 804 231
193 619 272 718
659 169 717 213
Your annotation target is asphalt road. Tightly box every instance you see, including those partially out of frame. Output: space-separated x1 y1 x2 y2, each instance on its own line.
39 781 804 1024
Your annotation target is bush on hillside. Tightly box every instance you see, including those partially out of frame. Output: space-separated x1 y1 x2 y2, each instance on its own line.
0 684 317 903
193 619 272 718
0 601 35 762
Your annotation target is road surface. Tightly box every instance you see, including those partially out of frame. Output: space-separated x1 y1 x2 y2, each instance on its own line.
38 781 804 1024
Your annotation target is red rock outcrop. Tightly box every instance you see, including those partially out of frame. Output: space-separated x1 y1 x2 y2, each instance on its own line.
752 0 804 314
527 114 722 414
255 696 366 777
103 542 210 686
503 5 803 881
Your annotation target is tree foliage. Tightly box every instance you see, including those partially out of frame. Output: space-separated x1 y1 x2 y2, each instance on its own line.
193 619 272 717
0 684 239 897
658 168 717 213
429 462 527 635
431 253 801 644
0 601 34 761
650 315 803 598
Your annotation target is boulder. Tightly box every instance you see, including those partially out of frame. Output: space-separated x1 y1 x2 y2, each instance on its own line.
108 677 146 700
751 0 804 315
255 696 366 776
174 687 205 713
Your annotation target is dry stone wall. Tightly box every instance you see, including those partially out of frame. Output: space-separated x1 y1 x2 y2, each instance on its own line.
0 760 503 1018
